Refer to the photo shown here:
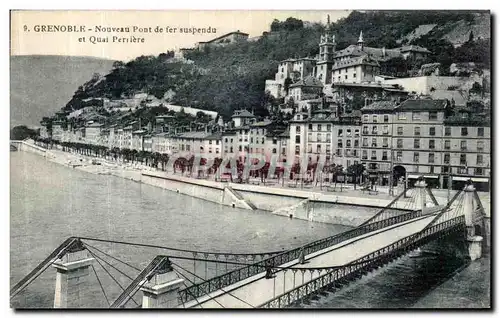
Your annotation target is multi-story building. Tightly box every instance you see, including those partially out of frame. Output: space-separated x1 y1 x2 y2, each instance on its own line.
171 131 222 157
332 111 362 170
196 30 249 50
361 98 490 190
442 110 491 191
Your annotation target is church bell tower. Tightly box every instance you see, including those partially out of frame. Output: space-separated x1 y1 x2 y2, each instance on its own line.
316 15 336 85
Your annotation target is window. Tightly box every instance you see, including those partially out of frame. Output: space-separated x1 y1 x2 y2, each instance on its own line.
396 151 402 162
362 138 368 147
239 145 242 151
371 138 377 147
429 127 436 136
444 154 450 164
477 154 483 165
326 133 331 142
261 137 265 144
478 127 484 137
429 111 438 121
397 126 403 135
316 145 322 153
230 146 233 153
326 124 331 131
272 148 277 154
412 112 421 120
413 152 419 163
414 127 420 136
398 112 407 120
372 126 378 134
460 154 467 165
295 145 300 155
373 115 378 123
317 133 322 142
307 145 312 153
477 141 484 152
224 138 228 143
429 166 434 174
250 137 254 143
273 139 277 145
295 136 300 143
337 149 342 156
326 145 331 154
338 129 343 137
445 140 450 150
475 168 484 175
461 127 468 136
414 139 420 149
296 126 301 134
429 140 435 149
383 138 388 148
371 151 377 160
428 153 435 163
384 115 389 123
382 151 388 161
347 129 352 137
354 139 359 147
362 126 369 135
338 140 343 148
461 140 467 150
355 129 360 137
345 75 348 80
362 150 368 159
445 127 451 136
363 115 369 122
318 124 323 132
346 140 352 148
397 139 403 148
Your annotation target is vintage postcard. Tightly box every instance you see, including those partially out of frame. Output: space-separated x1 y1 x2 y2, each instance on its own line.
10 10 491 309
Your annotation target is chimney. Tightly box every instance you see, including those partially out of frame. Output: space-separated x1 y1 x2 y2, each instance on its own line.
382 47 386 57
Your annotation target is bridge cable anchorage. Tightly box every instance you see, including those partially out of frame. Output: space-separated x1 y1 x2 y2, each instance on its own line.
77 236 284 261
83 243 136 281
10 237 81 299
109 255 168 308
86 248 140 307
83 241 142 271
91 264 111 306
173 262 255 308
173 264 223 308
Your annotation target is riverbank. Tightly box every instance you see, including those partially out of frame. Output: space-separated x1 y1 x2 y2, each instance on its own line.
15 140 491 229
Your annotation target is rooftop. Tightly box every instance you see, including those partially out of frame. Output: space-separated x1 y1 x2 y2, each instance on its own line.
362 100 398 112
290 75 324 88
398 99 448 111
232 109 255 118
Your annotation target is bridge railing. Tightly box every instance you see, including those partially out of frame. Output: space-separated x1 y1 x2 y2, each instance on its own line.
179 208 428 303
259 215 466 308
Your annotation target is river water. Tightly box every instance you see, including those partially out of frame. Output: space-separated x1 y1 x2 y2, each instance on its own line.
10 151 487 308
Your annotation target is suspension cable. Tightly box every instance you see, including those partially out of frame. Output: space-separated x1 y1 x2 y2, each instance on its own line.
91 264 111 306
83 242 141 271
86 248 140 307
79 236 283 257
84 243 135 281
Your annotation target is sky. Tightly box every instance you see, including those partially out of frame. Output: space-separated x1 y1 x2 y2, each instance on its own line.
11 10 350 62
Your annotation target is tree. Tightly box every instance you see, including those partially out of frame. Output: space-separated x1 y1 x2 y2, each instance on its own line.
346 163 365 189
10 126 38 140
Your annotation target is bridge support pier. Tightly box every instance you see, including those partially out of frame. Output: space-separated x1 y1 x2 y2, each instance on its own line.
464 183 483 261
141 264 184 308
52 248 95 308
415 179 427 211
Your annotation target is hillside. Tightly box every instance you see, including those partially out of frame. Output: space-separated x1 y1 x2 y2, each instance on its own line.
57 11 491 122
10 55 115 128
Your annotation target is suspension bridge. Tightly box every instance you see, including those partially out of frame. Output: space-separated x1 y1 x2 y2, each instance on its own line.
10 179 488 309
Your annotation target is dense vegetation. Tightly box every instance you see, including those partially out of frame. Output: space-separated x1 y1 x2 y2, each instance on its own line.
11 125 39 140
62 10 490 121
